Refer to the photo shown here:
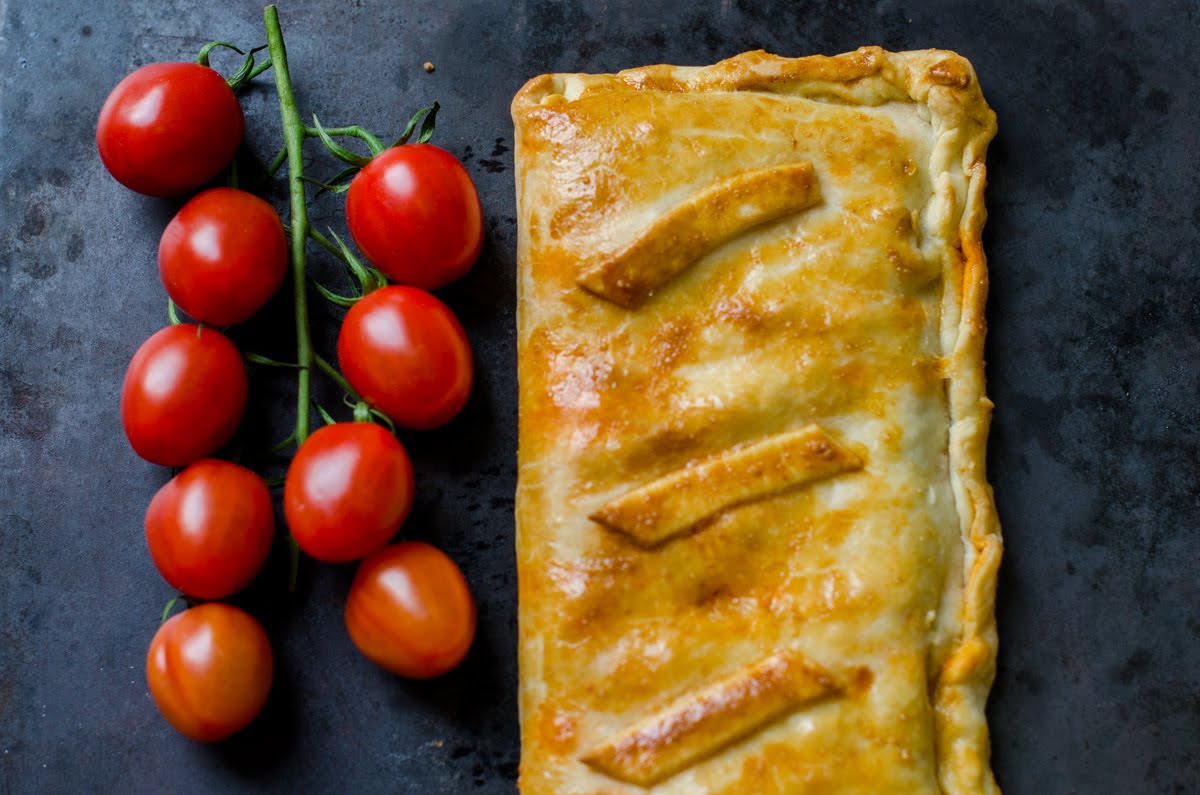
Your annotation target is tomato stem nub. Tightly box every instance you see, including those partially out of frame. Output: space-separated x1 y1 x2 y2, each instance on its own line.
353 401 372 424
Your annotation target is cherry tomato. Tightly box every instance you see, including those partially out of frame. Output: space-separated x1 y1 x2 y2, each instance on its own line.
346 144 483 289
158 188 288 326
146 603 273 742
145 460 274 600
337 286 473 430
121 325 248 467
97 63 243 197
284 423 413 563
345 542 476 678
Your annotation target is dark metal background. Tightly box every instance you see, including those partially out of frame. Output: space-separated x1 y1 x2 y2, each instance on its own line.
1 1 1197 792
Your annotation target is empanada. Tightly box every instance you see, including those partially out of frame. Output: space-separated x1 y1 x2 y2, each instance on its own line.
512 47 1000 794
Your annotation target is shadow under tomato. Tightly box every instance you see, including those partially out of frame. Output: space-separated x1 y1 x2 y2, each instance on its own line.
394 223 515 476
195 530 303 775
372 605 511 733
201 651 299 776
394 355 504 480
372 611 521 786
437 222 517 332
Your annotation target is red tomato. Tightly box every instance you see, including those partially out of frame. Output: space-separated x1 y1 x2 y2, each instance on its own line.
345 542 476 678
345 144 483 289
97 63 243 197
158 188 288 326
337 286 473 430
145 460 274 600
284 423 413 563
121 325 248 467
146 603 273 742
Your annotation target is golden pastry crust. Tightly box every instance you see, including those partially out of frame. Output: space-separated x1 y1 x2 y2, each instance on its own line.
512 47 1000 794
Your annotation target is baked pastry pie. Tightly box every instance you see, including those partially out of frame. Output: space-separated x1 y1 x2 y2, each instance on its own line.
511 47 1000 794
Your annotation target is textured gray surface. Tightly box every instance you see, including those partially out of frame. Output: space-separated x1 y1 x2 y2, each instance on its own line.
0 1 1197 793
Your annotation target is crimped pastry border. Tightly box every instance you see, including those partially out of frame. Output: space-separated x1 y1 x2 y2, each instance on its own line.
512 46 1001 794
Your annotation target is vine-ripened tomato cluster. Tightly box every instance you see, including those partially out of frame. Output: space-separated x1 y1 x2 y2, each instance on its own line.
100 5 481 742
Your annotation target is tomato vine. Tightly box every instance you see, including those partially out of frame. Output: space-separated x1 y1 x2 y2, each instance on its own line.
104 2 482 739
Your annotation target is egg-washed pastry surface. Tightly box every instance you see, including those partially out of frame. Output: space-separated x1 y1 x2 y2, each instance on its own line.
512 47 1000 794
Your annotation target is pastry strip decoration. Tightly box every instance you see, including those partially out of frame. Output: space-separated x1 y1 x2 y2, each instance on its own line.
589 424 862 546
581 650 849 786
576 162 820 308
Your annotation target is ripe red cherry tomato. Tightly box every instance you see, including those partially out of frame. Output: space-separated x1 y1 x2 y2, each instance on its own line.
97 63 243 197
145 460 274 600
158 188 288 326
346 144 483 289
345 542 476 678
121 325 248 467
337 286 473 430
147 603 273 742
284 423 413 563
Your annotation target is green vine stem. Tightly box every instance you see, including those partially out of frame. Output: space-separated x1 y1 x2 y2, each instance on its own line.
243 55 274 83
391 101 439 147
265 6 312 447
306 226 351 264
309 124 380 140
313 356 392 432
245 351 304 369
265 4 311 591
267 145 288 176
161 594 182 624
312 227 383 293
267 125 381 176
315 403 338 426
314 353 358 399
310 116 383 160
197 40 272 91
196 40 243 67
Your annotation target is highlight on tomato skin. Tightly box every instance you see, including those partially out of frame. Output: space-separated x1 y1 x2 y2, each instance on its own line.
120 324 248 467
146 603 273 743
344 542 477 679
283 422 415 563
145 459 274 600
337 286 474 431
96 62 244 197
158 188 288 327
